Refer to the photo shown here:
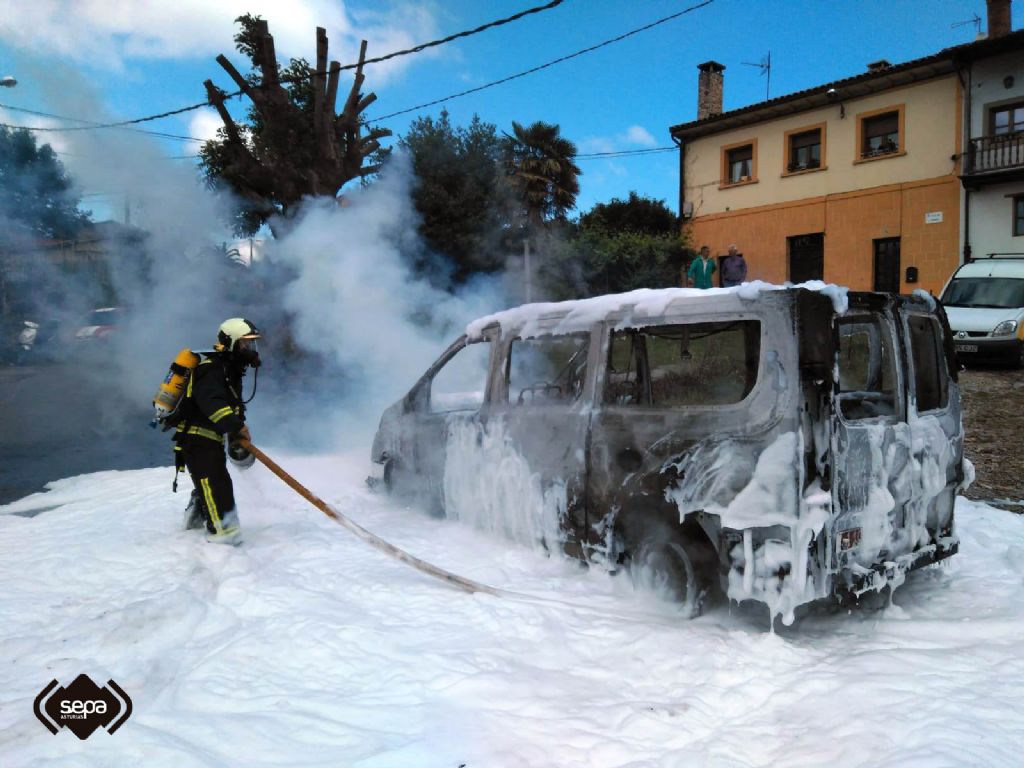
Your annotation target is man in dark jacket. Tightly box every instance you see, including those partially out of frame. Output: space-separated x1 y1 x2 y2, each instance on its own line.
721 244 748 287
175 318 261 546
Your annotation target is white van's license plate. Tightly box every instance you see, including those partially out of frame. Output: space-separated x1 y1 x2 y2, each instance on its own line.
956 344 978 353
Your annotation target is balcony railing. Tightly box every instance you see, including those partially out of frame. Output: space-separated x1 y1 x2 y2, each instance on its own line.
966 133 1024 174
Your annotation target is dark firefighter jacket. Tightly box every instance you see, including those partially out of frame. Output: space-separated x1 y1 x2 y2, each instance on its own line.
174 354 246 444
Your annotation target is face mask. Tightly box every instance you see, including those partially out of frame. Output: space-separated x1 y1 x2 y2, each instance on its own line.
235 338 261 368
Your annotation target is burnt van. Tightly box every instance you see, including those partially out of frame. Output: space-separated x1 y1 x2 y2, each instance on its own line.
371 284 967 624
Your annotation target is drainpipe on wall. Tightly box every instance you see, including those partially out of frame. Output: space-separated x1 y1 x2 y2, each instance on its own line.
673 134 685 225
962 63 973 263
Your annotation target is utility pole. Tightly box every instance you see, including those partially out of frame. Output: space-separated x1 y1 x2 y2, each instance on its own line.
524 238 533 303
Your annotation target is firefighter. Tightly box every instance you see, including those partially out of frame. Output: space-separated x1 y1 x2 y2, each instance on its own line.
174 318 261 546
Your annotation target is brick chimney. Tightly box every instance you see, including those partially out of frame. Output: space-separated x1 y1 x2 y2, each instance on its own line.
986 0 1011 38
697 61 726 120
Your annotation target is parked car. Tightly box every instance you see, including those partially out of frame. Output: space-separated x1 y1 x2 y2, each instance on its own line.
940 255 1024 368
75 307 125 342
372 285 967 624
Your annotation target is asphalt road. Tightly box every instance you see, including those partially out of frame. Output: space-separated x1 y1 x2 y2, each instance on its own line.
0 362 171 504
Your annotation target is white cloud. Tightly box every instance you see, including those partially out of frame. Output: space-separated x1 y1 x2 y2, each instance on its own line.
188 109 223 144
622 124 657 147
0 1 440 84
579 124 661 155
578 136 616 154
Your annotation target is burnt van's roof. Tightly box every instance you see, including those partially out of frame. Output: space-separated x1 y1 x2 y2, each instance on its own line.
466 281 852 340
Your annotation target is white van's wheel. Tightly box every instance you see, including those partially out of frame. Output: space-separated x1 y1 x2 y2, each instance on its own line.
630 536 708 617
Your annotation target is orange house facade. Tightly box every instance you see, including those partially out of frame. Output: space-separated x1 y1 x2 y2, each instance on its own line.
670 27 1024 296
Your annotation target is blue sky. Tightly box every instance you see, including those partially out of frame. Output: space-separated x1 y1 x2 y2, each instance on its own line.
0 0 1021 224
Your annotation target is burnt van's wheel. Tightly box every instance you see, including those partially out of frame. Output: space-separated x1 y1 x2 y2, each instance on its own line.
383 457 414 498
630 534 711 617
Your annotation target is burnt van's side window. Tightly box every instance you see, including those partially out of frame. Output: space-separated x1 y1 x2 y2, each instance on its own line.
430 340 490 413
507 334 588 405
606 321 761 407
836 316 897 419
907 315 948 412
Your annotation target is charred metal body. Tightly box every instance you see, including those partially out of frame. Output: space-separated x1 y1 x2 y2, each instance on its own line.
371 286 966 623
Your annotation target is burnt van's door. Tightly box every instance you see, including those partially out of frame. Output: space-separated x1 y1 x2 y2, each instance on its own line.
896 300 962 548
587 311 785 564
479 331 593 554
409 336 494 511
830 303 910 566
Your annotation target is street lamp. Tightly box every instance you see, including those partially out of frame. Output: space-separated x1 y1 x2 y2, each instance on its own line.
1 76 17 88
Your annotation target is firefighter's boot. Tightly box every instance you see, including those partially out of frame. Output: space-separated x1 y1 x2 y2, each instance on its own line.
183 490 206 531
206 508 243 546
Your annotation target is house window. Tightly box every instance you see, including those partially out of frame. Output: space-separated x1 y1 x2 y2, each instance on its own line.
787 128 822 172
727 144 753 183
991 101 1024 135
1015 195 1024 237
859 108 902 159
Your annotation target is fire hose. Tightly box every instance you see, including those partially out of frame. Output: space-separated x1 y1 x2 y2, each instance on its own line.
234 441 698 626
238 439 500 597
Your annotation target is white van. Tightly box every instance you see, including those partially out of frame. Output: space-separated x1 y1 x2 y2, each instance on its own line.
941 256 1024 368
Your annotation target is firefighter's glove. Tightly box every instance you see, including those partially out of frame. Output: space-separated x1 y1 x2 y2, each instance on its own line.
228 429 255 470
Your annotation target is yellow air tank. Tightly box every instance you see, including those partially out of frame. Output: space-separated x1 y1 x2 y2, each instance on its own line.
153 348 201 421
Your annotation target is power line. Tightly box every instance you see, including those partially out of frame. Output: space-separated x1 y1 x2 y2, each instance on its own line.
0 104 202 141
576 146 676 159
369 0 717 123
0 0 567 135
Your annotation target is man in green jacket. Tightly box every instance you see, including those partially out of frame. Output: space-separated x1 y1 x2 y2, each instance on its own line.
686 246 716 289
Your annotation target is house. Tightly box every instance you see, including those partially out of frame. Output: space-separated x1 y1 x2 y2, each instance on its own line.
0 220 145 317
670 0 1023 295
960 3 1024 260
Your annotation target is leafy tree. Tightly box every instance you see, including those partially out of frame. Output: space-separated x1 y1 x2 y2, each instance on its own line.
537 193 690 300
0 126 90 239
579 191 678 236
200 14 391 236
398 111 511 282
541 229 689 301
503 121 581 230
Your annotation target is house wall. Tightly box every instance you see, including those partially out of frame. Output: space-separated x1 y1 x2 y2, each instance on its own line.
965 50 1024 260
971 181 1024 258
680 74 962 293
688 176 961 294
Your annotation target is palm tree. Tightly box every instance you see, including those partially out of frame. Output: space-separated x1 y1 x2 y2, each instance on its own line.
503 121 581 230
503 121 581 301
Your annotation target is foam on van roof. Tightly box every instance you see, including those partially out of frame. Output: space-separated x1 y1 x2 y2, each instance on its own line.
466 281 850 340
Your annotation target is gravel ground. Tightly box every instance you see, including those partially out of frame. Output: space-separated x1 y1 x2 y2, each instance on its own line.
959 366 1024 508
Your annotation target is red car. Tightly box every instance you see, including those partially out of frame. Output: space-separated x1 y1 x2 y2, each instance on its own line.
75 307 125 342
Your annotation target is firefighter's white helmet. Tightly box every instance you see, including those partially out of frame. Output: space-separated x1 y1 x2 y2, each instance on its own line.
216 317 260 352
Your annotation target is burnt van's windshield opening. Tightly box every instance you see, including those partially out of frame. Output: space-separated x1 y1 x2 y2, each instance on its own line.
941 277 1024 308
606 320 761 407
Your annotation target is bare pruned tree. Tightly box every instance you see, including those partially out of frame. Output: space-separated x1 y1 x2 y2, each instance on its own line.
201 15 392 235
